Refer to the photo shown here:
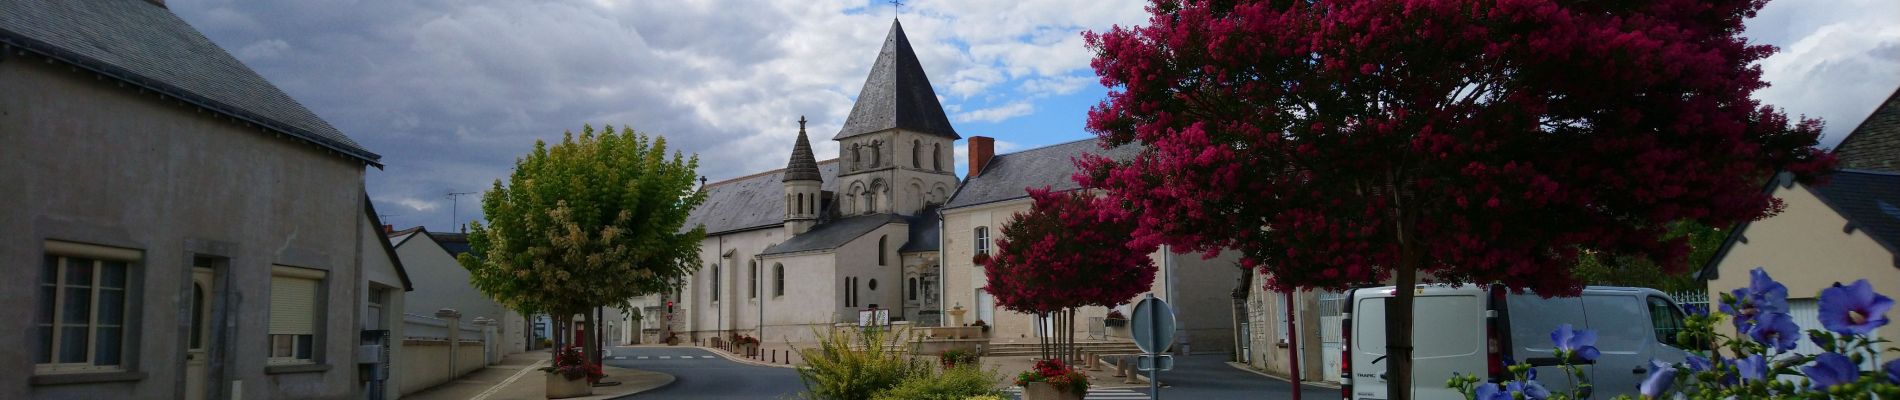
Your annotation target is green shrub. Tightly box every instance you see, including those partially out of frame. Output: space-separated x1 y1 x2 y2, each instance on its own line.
938 348 979 369
795 328 929 400
873 366 1007 400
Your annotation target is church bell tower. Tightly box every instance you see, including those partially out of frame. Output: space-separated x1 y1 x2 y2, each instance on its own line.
783 116 822 236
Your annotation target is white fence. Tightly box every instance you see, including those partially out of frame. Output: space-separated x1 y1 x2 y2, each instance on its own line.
1666 291 1709 311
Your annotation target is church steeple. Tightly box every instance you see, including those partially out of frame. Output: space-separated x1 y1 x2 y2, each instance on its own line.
834 19 959 141
783 116 822 236
784 116 821 182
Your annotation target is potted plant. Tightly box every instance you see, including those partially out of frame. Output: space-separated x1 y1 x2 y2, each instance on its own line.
1104 310 1127 327
971 319 990 334
542 345 603 398
730 332 761 356
1015 358 1088 400
664 332 680 346
939 348 979 369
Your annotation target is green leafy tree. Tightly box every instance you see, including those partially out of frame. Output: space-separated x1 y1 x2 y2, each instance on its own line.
1570 222 1725 293
459 125 707 364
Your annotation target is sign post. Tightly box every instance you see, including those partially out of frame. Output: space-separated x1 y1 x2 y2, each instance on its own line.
1130 294 1176 400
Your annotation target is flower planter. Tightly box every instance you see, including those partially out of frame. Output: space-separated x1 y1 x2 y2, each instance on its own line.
1021 381 1085 400
545 374 593 399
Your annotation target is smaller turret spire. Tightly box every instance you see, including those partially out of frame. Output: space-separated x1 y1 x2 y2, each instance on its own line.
783 116 822 182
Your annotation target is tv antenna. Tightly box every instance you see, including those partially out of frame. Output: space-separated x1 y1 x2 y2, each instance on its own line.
446 191 476 231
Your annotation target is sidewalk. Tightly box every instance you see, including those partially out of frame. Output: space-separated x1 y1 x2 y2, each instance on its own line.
405 350 675 400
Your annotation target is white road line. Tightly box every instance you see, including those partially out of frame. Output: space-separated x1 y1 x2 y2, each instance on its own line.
700 356 714 359
659 356 672 359
637 356 650 359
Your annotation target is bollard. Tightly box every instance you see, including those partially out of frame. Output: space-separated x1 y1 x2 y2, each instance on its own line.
1086 353 1100 371
1121 358 1141 384
1111 357 1127 377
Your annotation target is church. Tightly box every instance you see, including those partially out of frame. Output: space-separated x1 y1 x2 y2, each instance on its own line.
651 19 1243 354
668 19 957 343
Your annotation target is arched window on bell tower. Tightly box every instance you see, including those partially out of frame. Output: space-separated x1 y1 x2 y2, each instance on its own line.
932 143 943 171
912 140 921 168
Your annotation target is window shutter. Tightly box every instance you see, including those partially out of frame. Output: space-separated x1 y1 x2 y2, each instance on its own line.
269 267 324 335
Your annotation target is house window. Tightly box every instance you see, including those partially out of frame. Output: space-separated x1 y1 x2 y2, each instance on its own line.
36 241 138 374
909 278 918 301
365 287 388 330
268 265 326 365
749 260 758 299
878 236 888 266
773 264 785 297
710 264 720 302
977 227 991 254
844 277 854 307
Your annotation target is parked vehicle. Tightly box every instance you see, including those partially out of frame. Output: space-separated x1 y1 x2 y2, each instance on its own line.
1343 285 1693 399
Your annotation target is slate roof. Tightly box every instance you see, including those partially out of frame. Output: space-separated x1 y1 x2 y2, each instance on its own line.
1834 87 1900 173
761 213 907 256
898 205 940 253
942 138 1140 210
1810 169 1900 254
685 160 841 235
784 121 822 182
834 19 959 141
0 0 380 165
429 232 472 257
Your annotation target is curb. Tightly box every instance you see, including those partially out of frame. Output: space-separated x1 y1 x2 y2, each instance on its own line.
1223 361 1340 389
603 371 677 400
690 346 799 369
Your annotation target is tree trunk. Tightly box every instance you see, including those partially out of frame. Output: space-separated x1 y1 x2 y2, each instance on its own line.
583 309 601 368
1386 173 1418 400
1386 227 1420 400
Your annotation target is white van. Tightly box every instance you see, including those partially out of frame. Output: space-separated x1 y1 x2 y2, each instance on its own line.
1343 285 1693 399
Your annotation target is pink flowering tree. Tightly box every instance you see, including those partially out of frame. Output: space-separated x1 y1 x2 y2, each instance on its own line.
1079 0 1833 397
981 188 1158 361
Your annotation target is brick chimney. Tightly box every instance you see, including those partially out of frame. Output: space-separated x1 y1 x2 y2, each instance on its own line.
382 224 394 234
967 136 995 178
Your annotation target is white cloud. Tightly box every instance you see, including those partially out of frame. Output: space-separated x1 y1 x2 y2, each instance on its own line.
1019 75 1095 98
235 39 290 61
392 197 440 212
1748 0 1900 146
954 102 1035 123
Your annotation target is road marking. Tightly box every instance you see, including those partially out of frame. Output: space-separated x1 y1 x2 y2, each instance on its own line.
659 356 672 359
637 356 650 359
469 359 547 400
612 356 627 360
700 356 714 359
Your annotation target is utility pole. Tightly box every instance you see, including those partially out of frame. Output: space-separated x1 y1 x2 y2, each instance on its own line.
446 191 475 232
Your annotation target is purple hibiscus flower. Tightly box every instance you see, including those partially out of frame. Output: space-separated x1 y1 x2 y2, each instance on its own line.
1507 380 1550 400
1802 352 1859 390
1473 382 1510 400
1817 279 1893 335
1749 312 1801 352
1885 359 1899 384
1550 323 1600 362
1638 359 1677 399
1735 354 1768 383
1685 355 1713 372
1723 267 1789 331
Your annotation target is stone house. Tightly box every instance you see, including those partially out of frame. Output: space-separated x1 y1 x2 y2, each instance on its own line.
1 0 389 399
939 138 1244 355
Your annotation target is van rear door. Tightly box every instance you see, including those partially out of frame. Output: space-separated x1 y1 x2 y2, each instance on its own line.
1349 289 1486 399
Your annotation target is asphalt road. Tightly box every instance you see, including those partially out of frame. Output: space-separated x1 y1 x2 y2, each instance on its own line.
603 346 804 399
1108 353 1335 400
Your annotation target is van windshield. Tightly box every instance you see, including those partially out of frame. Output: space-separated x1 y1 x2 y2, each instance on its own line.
1354 295 1481 358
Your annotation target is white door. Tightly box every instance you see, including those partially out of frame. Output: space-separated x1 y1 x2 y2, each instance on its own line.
185 267 217 400
975 289 994 324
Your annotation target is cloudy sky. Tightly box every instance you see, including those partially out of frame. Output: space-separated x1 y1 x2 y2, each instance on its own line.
169 0 1900 232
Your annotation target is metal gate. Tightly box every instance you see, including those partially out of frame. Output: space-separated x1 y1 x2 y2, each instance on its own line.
1317 291 1346 382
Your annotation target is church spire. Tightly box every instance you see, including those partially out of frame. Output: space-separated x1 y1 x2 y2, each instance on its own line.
834 19 959 141
783 116 821 182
